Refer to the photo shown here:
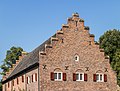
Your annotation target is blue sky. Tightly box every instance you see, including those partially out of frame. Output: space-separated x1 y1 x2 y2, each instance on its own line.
0 0 120 78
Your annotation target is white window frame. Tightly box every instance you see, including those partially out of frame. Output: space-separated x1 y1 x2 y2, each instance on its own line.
76 72 84 81
96 73 104 82
54 72 62 81
74 55 79 61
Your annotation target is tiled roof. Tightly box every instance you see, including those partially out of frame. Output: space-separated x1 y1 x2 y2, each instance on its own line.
7 38 51 79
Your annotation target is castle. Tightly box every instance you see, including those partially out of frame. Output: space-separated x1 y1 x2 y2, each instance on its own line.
2 13 117 91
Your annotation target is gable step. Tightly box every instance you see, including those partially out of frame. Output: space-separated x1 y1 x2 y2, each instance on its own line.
67 17 73 21
105 56 110 59
79 18 84 22
51 37 59 41
40 51 46 55
100 49 104 52
57 30 63 34
45 44 52 48
72 12 79 17
84 26 90 30
90 34 95 37
62 24 69 28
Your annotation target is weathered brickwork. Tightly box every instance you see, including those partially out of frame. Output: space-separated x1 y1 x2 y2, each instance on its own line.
39 13 117 91
2 66 38 91
26 67 38 91
2 13 118 91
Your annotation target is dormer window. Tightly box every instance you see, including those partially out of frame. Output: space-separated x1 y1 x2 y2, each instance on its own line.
74 54 79 61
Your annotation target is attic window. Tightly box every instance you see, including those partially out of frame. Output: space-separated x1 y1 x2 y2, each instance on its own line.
74 54 79 61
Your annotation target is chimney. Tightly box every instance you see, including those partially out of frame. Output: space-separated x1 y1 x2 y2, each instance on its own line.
5 72 9 77
12 64 16 68
2 76 7 81
22 51 28 57
18 51 28 61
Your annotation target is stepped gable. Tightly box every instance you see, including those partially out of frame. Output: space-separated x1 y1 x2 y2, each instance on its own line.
5 13 96 81
7 38 51 79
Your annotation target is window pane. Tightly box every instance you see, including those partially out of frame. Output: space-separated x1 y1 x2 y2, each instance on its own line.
96 74 99 81
80 74 83 80
54 73 57 79
58 73 61 79
75 57 77 60
76 74 79 80
28 77 30 83
100 74 102 81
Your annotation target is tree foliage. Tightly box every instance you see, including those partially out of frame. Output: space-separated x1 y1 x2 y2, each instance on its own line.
0 46 23 75
99 29 120 86
0 80 2 91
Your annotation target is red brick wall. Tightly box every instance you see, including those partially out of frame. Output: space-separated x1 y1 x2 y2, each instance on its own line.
12 75 26 91
2 13 118 91
26 68 38 91
39 14 117 91
3 67 38 91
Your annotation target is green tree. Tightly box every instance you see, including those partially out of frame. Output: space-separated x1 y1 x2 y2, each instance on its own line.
0 80 2 91
99 29 120 86
111 49 120 86
0 46 23 75
99 29 120 62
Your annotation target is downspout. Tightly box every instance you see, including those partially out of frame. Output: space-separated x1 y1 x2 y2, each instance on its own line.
38 65 40 91
38 52 40 91
25 73 27 91
5 83 6 91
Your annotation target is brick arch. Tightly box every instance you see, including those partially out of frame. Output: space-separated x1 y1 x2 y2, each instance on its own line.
74 53 79 55
75 69 84 73
74 53 80 57
54 68 63 72
96 70 103 73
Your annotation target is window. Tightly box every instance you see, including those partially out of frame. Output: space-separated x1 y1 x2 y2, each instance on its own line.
74 54 79 61
51 72 66 81
17 78 19 84
12 80 14 86
32 73 37 82
76 73 84 81
54 72 62 81
93 74 107 82
8 82 9 88
96 74 103 82
22 76 24 82
27 76 30 84
73 73 87 81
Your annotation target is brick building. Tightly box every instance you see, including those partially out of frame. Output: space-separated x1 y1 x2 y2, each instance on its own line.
2 13 118 91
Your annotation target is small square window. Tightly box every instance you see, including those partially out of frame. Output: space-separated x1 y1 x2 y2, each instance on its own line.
96 73 103 82
54 72 62 81
74 55 79 61
76 73 84 81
